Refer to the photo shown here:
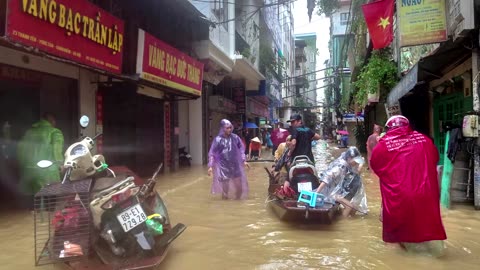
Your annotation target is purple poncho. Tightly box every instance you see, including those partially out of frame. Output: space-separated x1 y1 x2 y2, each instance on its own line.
208 119 248 199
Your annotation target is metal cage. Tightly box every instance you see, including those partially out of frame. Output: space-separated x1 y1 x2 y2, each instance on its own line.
33 179 92 266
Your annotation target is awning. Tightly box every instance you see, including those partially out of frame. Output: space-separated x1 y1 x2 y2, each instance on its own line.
387 64 418 105
387 39 471 106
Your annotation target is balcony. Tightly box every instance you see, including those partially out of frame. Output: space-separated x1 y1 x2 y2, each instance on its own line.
231 54 265 91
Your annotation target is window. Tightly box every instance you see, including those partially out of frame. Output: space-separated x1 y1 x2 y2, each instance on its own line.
213 0 229 29
340 12 349 25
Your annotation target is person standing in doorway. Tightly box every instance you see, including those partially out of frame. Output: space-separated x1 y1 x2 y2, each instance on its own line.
208 119 249 200
366 124 382 169
370 115 447 256
17 112 64 209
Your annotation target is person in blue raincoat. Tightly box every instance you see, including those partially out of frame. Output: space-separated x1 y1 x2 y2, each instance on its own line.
208 119 250 200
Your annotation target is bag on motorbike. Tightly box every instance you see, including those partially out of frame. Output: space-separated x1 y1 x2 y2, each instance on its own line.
273 186 296 199
52 200 89 232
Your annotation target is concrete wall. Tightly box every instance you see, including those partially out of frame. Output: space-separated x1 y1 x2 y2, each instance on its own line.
78 69 98 139
189 0 234 57
0 46 78 79
188 98 204 165
331 5 351 36
0 46 97 135
178 101 190 151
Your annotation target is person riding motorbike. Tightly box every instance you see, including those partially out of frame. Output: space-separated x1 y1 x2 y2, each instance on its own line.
314 146 368 216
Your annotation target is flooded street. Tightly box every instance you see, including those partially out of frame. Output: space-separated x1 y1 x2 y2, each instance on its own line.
1 143 480 270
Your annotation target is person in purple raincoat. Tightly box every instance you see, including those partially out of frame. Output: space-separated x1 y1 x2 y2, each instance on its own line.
207 119 250 200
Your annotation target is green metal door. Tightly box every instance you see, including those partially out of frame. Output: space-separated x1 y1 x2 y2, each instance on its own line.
433 93 473 165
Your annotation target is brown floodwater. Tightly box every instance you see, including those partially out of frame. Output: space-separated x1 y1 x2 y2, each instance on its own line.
1 144 480 270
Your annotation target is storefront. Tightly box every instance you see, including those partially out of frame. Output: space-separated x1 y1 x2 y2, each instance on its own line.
0 0 125 203
387 39 475 205
100 28 204 173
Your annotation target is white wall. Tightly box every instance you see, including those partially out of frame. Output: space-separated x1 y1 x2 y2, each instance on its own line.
331 5 350 36
188 98 204 165
189 0 234 58
178 101 190 151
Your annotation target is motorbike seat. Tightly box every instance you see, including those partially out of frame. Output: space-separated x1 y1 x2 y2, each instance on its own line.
91 175 135 198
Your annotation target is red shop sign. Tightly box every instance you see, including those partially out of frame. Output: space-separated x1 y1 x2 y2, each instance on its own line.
6 0 124 74
136 29 204 96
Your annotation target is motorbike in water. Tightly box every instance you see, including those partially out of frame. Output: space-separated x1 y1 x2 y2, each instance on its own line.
178 146 192 167
33 115 186 269
265 155 340 224
266 154 368 223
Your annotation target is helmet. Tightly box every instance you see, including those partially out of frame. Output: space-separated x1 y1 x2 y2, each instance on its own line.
385 115 409 129
345 147 365 165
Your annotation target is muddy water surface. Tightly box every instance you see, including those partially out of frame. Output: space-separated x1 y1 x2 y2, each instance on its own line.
1 143 480 270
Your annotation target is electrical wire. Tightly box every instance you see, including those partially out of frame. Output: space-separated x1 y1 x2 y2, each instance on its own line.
208 0 299 26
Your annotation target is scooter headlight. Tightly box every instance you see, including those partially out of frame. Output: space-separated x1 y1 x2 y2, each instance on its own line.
70 145 88 156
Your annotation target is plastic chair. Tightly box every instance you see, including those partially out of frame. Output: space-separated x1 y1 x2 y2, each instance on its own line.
297 190 325 207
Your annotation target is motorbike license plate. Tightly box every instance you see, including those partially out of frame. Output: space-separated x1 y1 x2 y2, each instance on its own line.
116 204 147 232
298 182 313 192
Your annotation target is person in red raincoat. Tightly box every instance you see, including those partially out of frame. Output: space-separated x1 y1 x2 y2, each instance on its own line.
370 115 446 255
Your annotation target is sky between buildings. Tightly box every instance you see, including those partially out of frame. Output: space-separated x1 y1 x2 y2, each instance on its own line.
293 0 331 103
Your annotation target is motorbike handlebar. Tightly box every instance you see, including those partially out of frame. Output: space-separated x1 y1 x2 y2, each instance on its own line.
61 167 73 184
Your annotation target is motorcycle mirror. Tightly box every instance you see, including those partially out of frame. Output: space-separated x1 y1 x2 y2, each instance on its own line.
37 160 53 168
79 115 90 128
151 163 163 180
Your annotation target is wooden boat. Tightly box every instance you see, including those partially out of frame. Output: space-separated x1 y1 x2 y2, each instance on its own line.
265 168 340 224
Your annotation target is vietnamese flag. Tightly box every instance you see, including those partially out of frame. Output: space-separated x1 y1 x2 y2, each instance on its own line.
362 0 394 49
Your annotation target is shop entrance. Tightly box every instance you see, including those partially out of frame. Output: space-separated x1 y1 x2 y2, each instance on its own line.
0 65 78 207
100 83 165 176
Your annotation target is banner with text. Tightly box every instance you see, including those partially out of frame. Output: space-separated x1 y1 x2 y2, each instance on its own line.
137 29 204 96
397 0 447 47
6 0 124 73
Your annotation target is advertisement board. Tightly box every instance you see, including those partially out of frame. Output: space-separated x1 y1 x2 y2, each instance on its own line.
397 0 447 47
137 29 204 96
6 0 124 73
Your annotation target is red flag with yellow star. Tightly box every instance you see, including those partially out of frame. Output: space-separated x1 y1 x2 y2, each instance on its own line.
362 0 394 49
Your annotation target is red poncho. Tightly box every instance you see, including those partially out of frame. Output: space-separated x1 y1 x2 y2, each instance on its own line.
370 126 447 243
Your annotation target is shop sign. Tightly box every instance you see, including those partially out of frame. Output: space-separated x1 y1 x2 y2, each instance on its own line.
233 87 246 113
385 102 402 119
397 0 447 47
6 0 124 74
343 113 364 122
136 29 204 96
